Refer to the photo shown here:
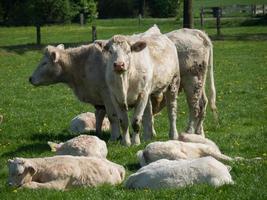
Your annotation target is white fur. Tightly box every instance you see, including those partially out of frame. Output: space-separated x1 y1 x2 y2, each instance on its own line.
8 156 125 190
125 157 233 189
48 135 108 158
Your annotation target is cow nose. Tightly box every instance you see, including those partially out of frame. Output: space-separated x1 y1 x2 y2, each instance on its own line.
113 62 125 72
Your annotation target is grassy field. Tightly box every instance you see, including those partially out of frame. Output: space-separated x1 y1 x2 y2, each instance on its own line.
0 18 267 199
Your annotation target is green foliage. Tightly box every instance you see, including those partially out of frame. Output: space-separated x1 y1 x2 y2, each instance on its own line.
147 0 180 17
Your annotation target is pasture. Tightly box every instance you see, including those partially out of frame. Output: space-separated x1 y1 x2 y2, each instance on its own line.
0 18 266 199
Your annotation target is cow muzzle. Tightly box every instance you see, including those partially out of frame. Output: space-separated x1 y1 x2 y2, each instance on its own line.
113 62 126 74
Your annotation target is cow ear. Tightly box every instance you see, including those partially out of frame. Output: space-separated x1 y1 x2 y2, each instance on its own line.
131 41 147 52
50 51 60 63
24 161 37 176
46 46 60 63
56 44 65 50
95 40 107 49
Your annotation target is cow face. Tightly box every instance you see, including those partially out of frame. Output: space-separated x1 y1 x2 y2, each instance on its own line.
7 158 36 187
104 36 147 74
29 44 65 86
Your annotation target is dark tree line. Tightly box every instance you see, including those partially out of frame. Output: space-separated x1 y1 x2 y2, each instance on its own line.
0 0 181 26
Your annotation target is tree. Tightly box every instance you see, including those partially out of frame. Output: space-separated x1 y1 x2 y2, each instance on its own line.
183 0 193 28
147 0 179 18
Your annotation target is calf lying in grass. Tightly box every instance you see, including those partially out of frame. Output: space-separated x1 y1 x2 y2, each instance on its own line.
125 157 233 189
137 133 260 166
8 156 125 190
48 135 108 158
70 112 110 134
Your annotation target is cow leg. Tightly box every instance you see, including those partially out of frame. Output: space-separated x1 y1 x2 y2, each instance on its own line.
142 98 156 141
131 92 150 145
103 98 121 141
22 180 68 190
110 94 131 146
195 91 208 136
95 107 106 136
182 75 201 134
165 76 180 140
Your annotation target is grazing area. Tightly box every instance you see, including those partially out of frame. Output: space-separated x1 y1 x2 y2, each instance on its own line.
0 18 266 199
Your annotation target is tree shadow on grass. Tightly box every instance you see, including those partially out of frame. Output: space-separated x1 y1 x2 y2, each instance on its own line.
0 42 89 55
29 129 112 143
211 33 267 41
1 142 49 158
125 162 141 173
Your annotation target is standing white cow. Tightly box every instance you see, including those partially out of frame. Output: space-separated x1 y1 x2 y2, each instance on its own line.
166 28 217 136
102 32 180 146
29 43 121 141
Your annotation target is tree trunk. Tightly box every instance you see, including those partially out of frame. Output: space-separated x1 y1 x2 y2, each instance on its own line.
183 0 193 28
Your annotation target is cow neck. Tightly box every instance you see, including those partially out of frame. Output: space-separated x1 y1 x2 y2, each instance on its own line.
61 45 94 87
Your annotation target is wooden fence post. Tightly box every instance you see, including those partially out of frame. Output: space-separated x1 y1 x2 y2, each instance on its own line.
36 24 41 45
80 13 84 26
92 25 97 42
200 7 204 28
215 7 222 36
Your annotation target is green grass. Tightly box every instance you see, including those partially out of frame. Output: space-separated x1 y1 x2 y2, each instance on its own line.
0 18 267 199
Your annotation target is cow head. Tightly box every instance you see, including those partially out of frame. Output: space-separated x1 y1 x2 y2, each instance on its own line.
29 44 65 86
102 35 147 74
7 158 37 187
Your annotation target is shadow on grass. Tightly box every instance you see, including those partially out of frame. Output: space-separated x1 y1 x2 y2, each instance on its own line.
29 129 112 143
0 42 89 55
1 31 267 55
1 142 49 158
211 33 267 41
125 162 140 172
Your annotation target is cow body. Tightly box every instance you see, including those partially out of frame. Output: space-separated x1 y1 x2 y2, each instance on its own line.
166 28 217 136
137 136 235 166
48 135 108 158
104 30 180 146
125 157 233 189
70 112 110 133
29 44 120 141
8 156 125 190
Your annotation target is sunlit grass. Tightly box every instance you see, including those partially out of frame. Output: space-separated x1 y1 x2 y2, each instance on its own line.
0 19 266 199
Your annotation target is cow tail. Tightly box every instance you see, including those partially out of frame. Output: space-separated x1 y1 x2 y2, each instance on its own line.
208 45 218 120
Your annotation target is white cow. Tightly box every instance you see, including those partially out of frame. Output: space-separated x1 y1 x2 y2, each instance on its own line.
125 157 233 189
166 28 217 136
70 112 110 133
137 136 235 166
48 135 108 158
102 31 180 146
8 156 125 190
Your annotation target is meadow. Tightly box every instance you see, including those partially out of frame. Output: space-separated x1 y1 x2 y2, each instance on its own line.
0 18 266 199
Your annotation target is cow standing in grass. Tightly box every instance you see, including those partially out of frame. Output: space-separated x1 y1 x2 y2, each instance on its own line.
29 43 121 141
102 33 180 146
166 28 217 136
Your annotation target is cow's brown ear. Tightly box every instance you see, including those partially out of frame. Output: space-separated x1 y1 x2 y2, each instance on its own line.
95 40 108 50
24 161 37 176
131 41 147 52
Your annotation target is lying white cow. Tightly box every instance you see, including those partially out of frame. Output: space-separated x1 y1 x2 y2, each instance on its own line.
48 135 108 158
102 29 180 146
125 157 233 189
8 156 125 190
137 134 236 166
70 112 110 133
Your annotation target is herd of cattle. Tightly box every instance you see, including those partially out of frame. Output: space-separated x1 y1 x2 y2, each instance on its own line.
8 25 259 190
